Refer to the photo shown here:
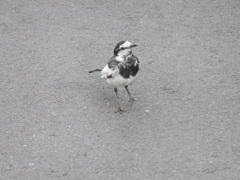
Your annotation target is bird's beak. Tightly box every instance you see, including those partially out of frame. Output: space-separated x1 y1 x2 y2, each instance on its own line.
130 44 137 48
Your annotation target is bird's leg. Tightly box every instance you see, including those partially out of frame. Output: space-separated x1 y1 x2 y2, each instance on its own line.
125 86 135 103
114 88 125 113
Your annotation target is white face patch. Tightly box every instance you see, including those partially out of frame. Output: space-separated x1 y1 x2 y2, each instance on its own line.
120 41 132 49
117 41 133 57
118 48 132 57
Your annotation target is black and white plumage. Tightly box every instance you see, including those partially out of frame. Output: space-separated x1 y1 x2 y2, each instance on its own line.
89 41 140 112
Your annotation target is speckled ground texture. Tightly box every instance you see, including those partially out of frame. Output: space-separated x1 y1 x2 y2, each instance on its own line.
1 0 240 179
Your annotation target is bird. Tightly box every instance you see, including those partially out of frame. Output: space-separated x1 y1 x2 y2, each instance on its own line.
89 40 140 112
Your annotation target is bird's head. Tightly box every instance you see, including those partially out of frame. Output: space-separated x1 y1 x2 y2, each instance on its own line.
113 41 137 57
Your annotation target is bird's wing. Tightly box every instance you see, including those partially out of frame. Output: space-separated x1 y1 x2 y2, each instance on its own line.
101 56 120 79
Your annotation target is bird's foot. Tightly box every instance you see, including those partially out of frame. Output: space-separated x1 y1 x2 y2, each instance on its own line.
115 107 125 113
129 97 135 103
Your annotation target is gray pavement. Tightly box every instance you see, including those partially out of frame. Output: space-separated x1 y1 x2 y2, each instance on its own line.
1 0 240 179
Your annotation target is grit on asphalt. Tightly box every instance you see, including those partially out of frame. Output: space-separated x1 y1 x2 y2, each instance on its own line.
1 0 240 179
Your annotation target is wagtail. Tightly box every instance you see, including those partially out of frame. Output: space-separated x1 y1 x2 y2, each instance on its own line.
89 41 140 112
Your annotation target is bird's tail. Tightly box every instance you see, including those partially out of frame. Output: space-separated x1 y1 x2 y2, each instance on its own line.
88 69 102 73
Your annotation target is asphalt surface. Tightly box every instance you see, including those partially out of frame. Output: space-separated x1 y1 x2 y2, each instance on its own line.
1 0 240 179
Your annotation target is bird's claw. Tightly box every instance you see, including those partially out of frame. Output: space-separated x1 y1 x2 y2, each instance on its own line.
129 97 135 103
115 107 125 113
